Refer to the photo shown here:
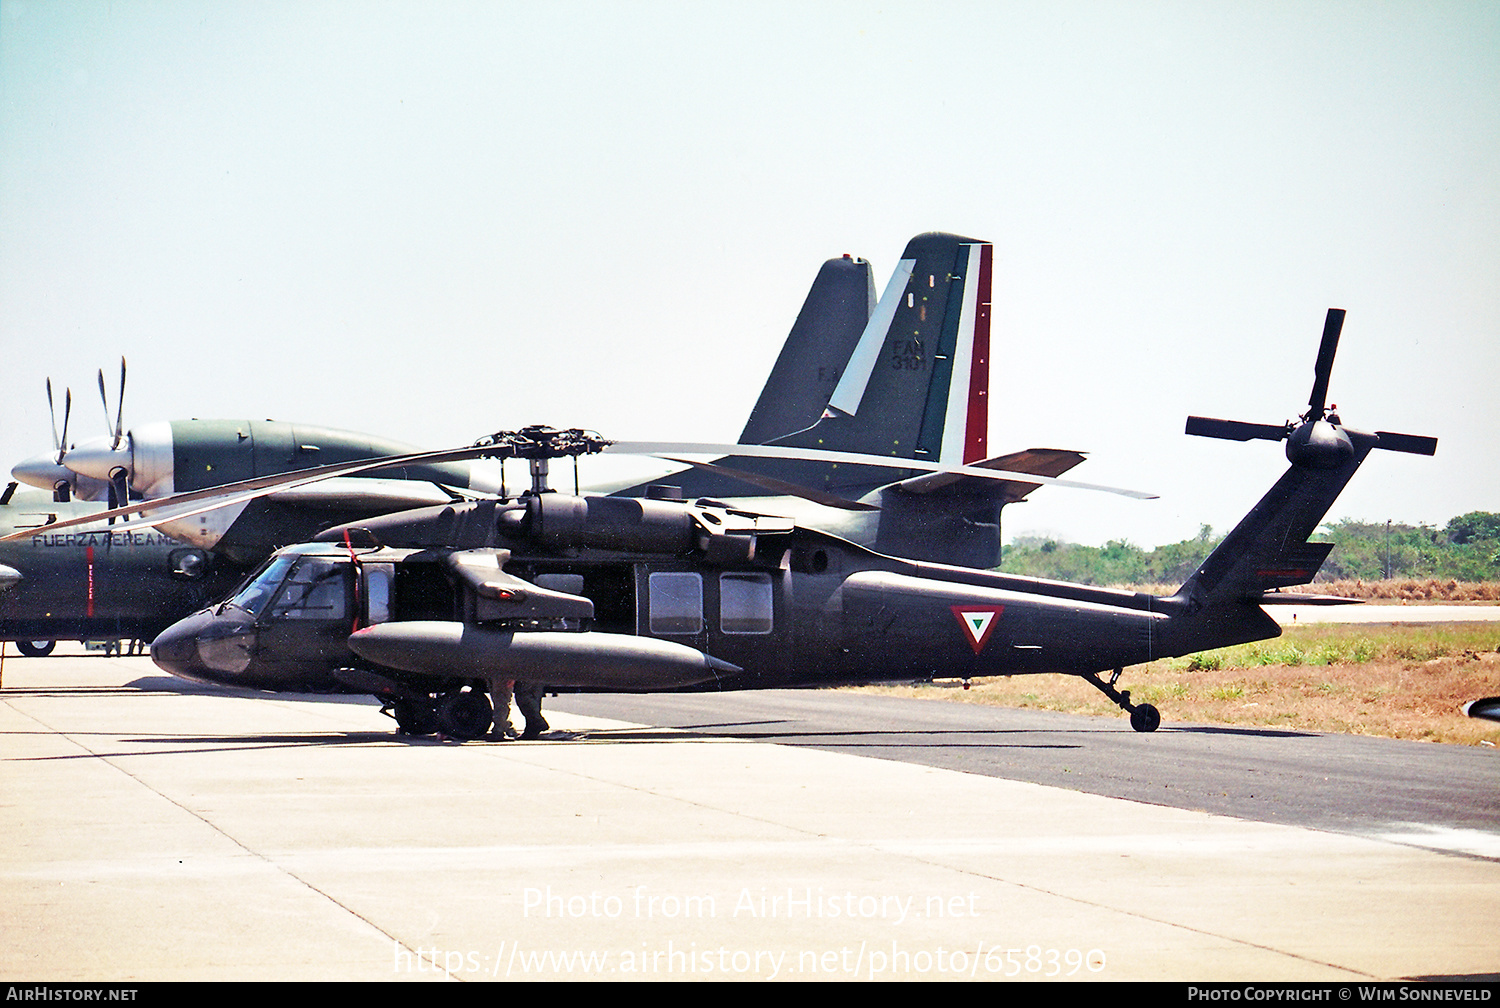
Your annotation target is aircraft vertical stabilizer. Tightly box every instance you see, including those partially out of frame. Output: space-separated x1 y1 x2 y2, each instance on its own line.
623 232 993 502
737 254 875 447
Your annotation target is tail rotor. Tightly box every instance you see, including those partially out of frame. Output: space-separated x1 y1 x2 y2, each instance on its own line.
1186 309 1436 465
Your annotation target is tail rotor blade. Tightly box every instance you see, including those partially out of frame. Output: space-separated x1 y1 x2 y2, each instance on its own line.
1374 430 1438 456
1308 308 1344 419
1185 416 1288 442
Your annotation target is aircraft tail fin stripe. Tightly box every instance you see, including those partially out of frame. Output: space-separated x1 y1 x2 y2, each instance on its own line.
964 243 992 464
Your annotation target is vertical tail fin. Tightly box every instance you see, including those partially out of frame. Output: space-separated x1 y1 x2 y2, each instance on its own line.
624 233 994 502
819 232 992 467
733 232 993 497
738 254 875 446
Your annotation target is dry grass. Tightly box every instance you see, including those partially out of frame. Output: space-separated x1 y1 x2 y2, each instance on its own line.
852 624 1500 746
1120 578 1500 602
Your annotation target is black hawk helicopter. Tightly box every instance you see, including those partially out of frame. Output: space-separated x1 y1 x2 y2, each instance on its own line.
117 309 1435 739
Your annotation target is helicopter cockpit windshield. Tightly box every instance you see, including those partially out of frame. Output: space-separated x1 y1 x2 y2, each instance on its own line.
225 554 351 622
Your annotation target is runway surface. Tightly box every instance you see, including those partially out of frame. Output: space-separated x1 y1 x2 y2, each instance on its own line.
550 689 1500 856
3 649 1497 982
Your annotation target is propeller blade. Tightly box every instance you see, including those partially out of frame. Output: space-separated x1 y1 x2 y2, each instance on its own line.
108 468 130 509
58 388 72 465
112 357 127 449
1308 308 1344 419
97 367 110 433
1374 431 1438 456
46 379 61 460
1184 416 1288 442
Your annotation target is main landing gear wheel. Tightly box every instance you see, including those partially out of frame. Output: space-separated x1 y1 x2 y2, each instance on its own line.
436 688 493 741
16 640 55 658
1081 668 1163 733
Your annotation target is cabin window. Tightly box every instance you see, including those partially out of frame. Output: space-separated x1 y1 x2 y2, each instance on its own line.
719 572 773 634
648 572 702 634
364 564 394 624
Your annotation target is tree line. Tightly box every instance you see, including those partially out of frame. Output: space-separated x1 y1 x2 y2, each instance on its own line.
999 511 1500 586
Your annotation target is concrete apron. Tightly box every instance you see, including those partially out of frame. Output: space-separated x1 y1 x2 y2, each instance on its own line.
2 649 1496 981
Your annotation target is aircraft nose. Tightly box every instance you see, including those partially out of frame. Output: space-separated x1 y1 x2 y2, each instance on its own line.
151 610 258 684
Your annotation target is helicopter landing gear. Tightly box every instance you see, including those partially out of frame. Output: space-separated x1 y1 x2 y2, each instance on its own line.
385 685 493 741
435 687 493 741
390 697 438 737
1081 667 1161 733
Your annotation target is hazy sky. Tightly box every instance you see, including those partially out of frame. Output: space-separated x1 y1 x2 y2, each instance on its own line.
2 1 1495 548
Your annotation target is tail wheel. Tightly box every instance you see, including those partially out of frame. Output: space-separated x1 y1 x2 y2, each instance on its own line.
1129 704 1161 733
16 640 55 658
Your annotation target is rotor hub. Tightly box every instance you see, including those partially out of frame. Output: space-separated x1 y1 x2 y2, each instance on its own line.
471 426 612 462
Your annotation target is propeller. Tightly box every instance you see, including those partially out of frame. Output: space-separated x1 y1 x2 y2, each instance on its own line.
90 358 131 512
1186 309 1437 463
46 379 72 466
98 356 127 451
0 426 1157 543
44 380 74 501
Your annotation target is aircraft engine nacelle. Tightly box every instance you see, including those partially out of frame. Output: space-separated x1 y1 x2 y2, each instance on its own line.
522 494 698 554
346 621 740 690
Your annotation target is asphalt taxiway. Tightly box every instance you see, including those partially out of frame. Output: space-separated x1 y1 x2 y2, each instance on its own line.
3 648 1497 982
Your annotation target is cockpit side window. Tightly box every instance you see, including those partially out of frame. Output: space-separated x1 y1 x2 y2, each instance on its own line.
267 558 351 621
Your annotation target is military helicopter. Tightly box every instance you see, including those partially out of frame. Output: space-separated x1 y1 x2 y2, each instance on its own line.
127 308 1432 739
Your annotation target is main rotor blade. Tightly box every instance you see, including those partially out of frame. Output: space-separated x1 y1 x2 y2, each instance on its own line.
1308 308 1344 419
607 442 1156 499
0 434 1158 544
1184 416 1289 442
0 445 480 542
653 456 880 511
1374 430 1438 456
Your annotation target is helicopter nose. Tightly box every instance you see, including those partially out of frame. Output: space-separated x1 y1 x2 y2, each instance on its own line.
151 610 258 684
